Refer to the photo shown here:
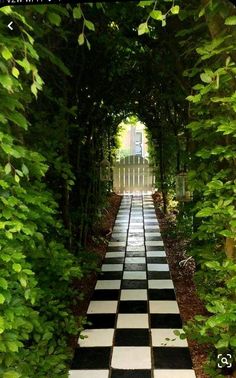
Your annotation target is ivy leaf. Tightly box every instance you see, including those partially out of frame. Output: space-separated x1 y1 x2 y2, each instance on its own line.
12 67 19 78
22 163 29 176
85 20 95 31
138 22 149 35
73 6 82 19
4 163 11 175
150 10 163 21
13 263 22 273
200 72 212 83
47 12 61 26
2 47 12 60
225 16 236 25
78 33 85 46
171 5 180 14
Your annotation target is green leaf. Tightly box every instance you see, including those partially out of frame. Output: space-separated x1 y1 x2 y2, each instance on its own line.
19 277 27 288
2 47 12 60
205 261 221 269
171 5 180 14
13 263 22 273
0 277 8 290
4 163 11 174
0 293 5 304
8 112 28 130
138 22 149 35
84 20 95 31
138 0 154 6
230 336 236 347
0 315 5 334
225 16 236 26
78 33 85 46
73 6 82 19
150 10 163 21
47 12 61 26
22 163 29 176
215 338 229 349
12 67 19 78
31 83 38 98
200 73 212 83
0 74 13 90
16 58 31 74
3 371 21 378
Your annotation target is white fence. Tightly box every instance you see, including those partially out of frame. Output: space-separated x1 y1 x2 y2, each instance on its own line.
113 155 155 194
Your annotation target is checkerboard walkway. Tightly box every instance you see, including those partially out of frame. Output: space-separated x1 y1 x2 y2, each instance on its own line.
70 195 196 378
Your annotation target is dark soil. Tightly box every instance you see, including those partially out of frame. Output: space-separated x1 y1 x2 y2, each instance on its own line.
152 192 209 378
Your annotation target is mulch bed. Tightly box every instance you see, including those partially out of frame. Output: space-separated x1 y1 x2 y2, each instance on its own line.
152 192 210 378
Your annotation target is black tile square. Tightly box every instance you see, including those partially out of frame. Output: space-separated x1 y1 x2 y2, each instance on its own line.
107 247 126 252
148 289 176 300
122 280 147 289
119 300 148 313
153 347 193 369
146 246 165 251
151 314 183 328
98 272 123 280
91 289 120 300
147 257 167 264
71 347 111 369
126 251 146 257
114 329 149 346
124 264 146 271
145 236 163 241
111 370 151 378
104 258 124 264
148 271 170 279
86 314 116 329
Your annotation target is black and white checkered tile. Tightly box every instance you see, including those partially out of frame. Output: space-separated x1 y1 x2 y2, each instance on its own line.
70 195 196 378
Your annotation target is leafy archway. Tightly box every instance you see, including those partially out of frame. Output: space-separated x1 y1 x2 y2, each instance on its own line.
0 1 235 377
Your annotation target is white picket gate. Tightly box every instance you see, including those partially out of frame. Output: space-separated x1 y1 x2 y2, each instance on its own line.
113 155 155 194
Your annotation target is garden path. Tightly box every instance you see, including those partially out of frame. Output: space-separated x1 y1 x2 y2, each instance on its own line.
69 195 196 378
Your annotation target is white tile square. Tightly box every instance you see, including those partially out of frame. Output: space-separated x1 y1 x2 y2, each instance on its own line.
79 329 114 347
105 252 125 258
145 225 160 230
148 280 174 289
116 314 149 328
146 241 164 246
154 370 196 378
145 232 161 237
120 289 147 300
95 280 121 290
101 264 123 272
87 301 118 314
125 257 146 264
108 241 126 247
151 329 188 347
146 251 166 257
126 246 145 251
69 371 109 378
112 347 151 369
123 271 146 280
150 301 179 314
147 264 169 271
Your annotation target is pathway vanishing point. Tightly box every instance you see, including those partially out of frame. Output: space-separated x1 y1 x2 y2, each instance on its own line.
70 195 196 378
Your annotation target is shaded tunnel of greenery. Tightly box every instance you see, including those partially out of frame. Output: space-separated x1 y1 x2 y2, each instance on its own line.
0 0 236 377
